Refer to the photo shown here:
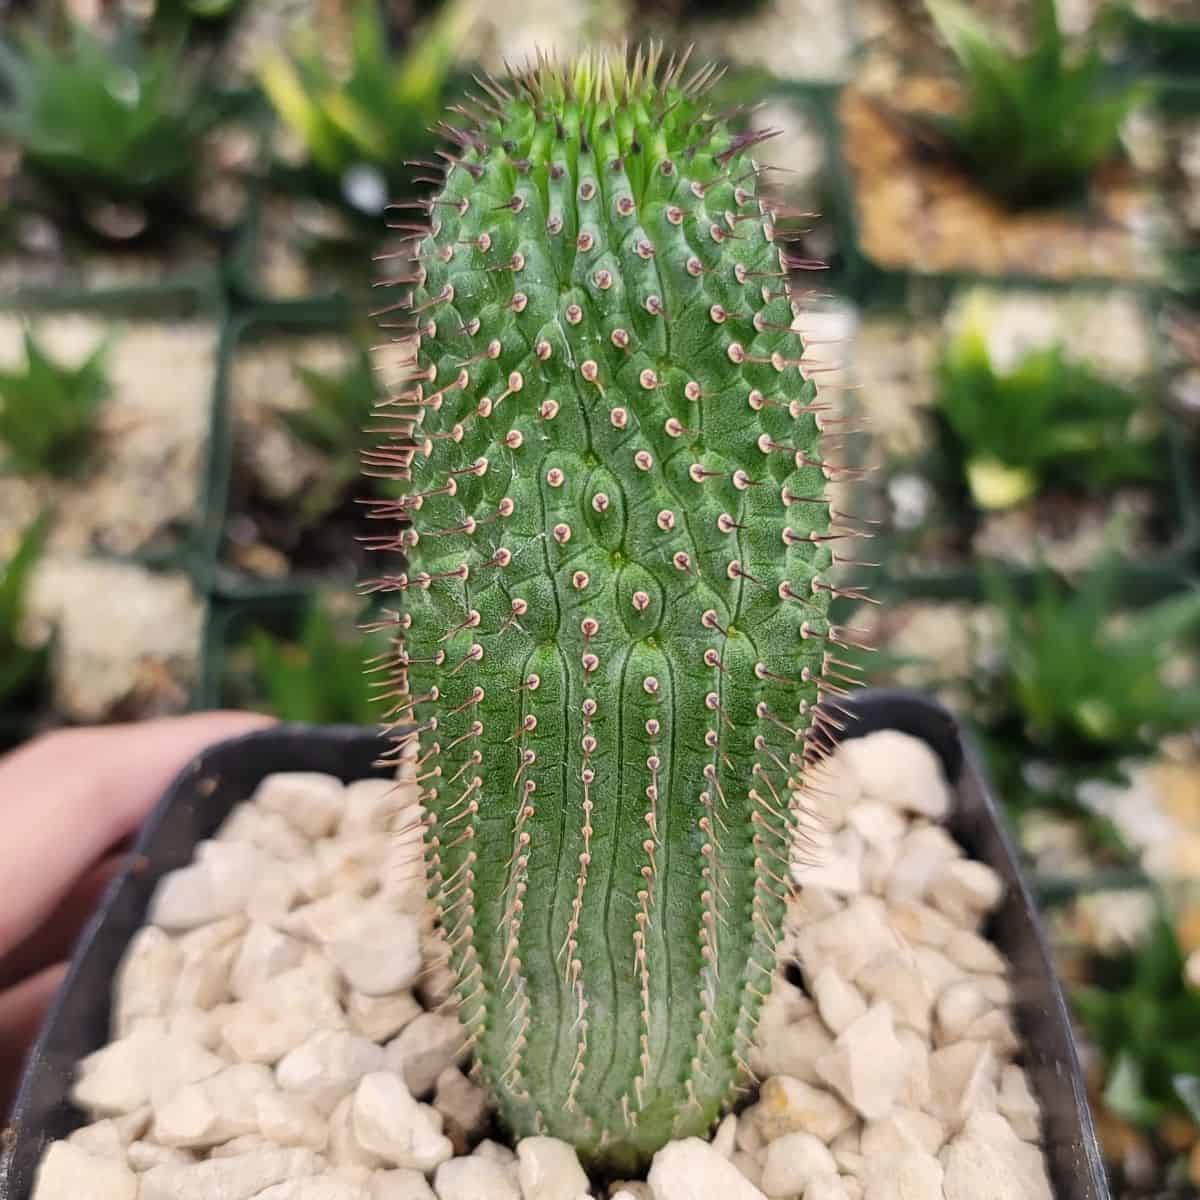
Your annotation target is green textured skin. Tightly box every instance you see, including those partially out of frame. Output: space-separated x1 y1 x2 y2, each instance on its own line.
367 50 844 1174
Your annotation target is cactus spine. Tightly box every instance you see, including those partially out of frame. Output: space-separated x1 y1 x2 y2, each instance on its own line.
367 47 846 1174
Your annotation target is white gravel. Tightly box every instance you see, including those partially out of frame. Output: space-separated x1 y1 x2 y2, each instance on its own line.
31 732 1056 1200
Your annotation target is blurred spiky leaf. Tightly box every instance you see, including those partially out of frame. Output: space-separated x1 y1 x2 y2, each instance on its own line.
0 330 110 478
0 515 49 708
279 349 379 521
924 0 1147 206
259 0 471 202
247 599 380 725
985 560 1200 753
1074 915 1200 1132
0 21 227 202
937 297 1160 510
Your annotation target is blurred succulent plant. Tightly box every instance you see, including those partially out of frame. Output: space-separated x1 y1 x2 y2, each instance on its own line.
258 0 472 215
0 515 49 710
279 348 380 522
245 597 382 725
1073 912 1200 1132
985 561 1200 755
0 329 110 478
937 296 1159 511
161 0 242 19
924 0 1147 206
1106 3 1200 77
0 22 224 211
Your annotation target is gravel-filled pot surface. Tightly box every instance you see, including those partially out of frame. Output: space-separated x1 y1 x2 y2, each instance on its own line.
3 693 1107 1200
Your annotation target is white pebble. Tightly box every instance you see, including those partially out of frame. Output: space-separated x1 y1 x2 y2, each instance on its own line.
66 1118 124 1159
730 1151 763 1189
328 1094 382 1170
170 916 246 1011
371 1169 437 1199
515 1136 590 1200
341 777 413 835
386 1013 468 1098
911 947 965 995
940 1124 1051 1200
797 898 902 985
748 1076 854 1145
127 1142 196 1170
72 1030 224 1116
997 1065 1041 1141
856 952 932 1037
433 1065 492 1153
218 805 312 862
254 1178 364 1199
435 1154 521 1200
347 990 422 1042
31 1141 137 1200
796 753 863 829
814 1004 909 1121
256 1090 331 1151
811 967 867 1036
286 893 369 944
352 1072 453 1173
887 902 956 949
841 732 951 819
759 1131 837 1196
804 1180 852 1200
934 981 990 1046
846 802 906 846
154 844 265 932
153 1063 275 1148
307 835 390 899
230 923 304 1000
328 904 422 996
751 1013 835 1084
113 927 180 1037
928 1041 997 1130
139 1149 324 1200
711 1115 737 1159
929 860 1004 924
860 1149 944 1199
884 828 961 907
277 1031 387 1115
223 962 347 1064
944 930 1007 975
791 835 862 895
860 1108 945 1158
475 1139 517 1165
253 771 345 839
647 1138 768 1199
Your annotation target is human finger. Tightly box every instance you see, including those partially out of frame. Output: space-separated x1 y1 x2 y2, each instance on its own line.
0 712 274 958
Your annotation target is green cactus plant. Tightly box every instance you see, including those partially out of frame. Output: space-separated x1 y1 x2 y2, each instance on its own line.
364 47 856 1173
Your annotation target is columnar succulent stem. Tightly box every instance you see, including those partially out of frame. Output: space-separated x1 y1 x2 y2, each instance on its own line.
365 46 844 1175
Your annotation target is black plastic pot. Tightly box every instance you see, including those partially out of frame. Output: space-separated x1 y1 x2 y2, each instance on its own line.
0 691 1110 1200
